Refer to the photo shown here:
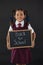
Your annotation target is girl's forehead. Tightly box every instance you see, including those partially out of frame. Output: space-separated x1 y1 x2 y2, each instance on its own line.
16 10 24 14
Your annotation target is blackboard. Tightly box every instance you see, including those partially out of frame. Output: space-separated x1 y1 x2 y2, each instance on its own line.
9 30 32 49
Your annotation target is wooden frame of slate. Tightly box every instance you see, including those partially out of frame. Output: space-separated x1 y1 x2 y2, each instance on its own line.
7 30 34 49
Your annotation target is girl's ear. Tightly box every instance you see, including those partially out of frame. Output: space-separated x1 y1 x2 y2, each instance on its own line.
24 15 26 19
14 15 16 19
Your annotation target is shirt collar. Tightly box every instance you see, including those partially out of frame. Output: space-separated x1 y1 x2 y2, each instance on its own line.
15 20 24 27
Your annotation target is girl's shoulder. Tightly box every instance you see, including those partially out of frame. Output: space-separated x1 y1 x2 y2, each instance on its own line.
25 21 30 26
8 25 13 31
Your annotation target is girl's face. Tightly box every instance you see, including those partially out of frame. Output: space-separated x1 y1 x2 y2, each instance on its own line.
14 10 26 22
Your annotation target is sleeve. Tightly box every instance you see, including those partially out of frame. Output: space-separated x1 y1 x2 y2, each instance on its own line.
8 25 13 31
28 24 34 33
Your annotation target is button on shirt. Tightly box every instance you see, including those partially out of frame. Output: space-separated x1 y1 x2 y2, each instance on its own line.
9 20 34 33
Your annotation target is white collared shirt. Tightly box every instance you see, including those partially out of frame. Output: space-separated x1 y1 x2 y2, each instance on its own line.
15 20 24 27
9 20 34 33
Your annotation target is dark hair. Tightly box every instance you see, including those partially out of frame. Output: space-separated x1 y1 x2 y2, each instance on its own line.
9 8 30 26
12 8 26 17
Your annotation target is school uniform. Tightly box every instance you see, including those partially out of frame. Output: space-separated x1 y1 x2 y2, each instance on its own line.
9 20 34 64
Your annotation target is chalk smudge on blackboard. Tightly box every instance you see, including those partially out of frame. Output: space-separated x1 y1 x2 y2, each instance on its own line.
15 32 26 37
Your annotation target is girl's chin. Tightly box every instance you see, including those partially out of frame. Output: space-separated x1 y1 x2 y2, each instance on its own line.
18 20 23 22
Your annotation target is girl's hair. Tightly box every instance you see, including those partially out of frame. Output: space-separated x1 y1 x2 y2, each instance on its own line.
12 8 26 17
9 8 30 26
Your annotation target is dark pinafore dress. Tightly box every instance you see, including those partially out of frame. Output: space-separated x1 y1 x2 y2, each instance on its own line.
10 22 32 64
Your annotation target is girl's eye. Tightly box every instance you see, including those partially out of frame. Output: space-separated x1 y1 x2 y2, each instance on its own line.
17 14 19 16
20 14 23 16
16 13 24 16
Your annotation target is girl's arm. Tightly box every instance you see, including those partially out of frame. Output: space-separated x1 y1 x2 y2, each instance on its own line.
6 31 10 49
6 25 13 49
28 24 36 48
32 32 36 48
32 32 36 41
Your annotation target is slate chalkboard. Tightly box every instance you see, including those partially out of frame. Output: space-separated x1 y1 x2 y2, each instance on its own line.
9 30 32 49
